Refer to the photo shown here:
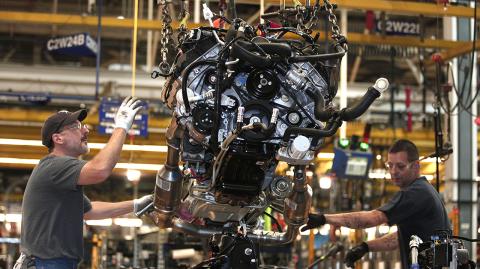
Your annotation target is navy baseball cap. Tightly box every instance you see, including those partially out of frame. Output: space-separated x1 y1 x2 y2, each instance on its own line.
41 109 87 148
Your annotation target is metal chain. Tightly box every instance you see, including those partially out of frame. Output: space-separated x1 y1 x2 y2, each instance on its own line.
159 0 174 74
323 0 343 43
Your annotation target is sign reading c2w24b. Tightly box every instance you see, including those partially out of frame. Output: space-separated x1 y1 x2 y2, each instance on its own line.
46 33 98 57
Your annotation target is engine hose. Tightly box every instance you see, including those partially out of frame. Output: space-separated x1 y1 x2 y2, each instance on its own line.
289 50 346 63
282 118 342 142
230 42 272 68
305 89 334 122
235 40 292 58
211 59 227 151
338 87 381 121
289 44 346 63
181 59 218 113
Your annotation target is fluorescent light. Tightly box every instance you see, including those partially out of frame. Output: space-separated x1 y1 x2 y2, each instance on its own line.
116 163 163 171
0 213 22 223
0 138 168 152
365 227 376 241
420 157 440 163
126 169 141 182
378 225 390 234
316 152 335 159
0 139 42 146
0 157 164 171
114 218 143 227
423 175 434 181
319 176 332 189
85 219 113 226
0 158 39 165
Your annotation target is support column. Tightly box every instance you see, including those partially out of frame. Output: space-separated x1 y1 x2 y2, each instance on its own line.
444 4 477 257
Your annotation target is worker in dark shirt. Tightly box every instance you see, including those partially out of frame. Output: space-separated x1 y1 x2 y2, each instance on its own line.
15 97 154 269
301 139 451 269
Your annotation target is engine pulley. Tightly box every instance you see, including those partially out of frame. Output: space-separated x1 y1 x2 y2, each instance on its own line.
192 105 215 135
246 69 279 100
240 101 272 141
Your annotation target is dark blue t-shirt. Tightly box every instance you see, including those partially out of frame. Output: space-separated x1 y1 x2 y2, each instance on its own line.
20 155 92 260
377 177 451 269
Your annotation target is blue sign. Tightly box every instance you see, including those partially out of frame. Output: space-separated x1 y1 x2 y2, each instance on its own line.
376 19 420 36
331 147 373 179
98 97 149 137
46 33 97 57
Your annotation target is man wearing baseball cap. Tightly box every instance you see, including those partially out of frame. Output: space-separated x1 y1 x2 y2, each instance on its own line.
15 96 154 269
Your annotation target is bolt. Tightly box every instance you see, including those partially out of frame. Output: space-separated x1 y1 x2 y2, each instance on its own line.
250 117 261 124
281 95 289 102
277 181 288 191
280 123 287 129
288 113 300 124
260 74 264 79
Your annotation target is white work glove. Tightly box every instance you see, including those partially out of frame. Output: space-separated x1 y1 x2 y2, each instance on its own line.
114 96 143 132
133 194 154 217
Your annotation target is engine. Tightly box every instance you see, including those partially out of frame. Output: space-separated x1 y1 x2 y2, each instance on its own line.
145 2 388 266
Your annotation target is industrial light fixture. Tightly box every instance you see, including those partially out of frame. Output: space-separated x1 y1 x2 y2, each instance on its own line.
126 169 142 182
0 157 163 171
319 175 332 189
85 219 113 226
0 138 168 152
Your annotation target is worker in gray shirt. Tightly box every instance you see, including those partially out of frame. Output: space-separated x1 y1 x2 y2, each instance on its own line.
15 96 153 269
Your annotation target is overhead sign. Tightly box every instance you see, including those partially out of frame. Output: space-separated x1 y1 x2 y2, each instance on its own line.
376 19 420 36
46 33 97 57
98 97 148 137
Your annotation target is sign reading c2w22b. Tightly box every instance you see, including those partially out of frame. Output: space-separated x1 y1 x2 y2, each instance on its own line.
98 97 149 137
46 33 98 57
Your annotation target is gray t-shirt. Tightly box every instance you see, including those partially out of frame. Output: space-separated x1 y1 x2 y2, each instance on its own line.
20 155 92 260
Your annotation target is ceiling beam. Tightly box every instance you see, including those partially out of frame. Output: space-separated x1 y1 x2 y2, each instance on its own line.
0 11 467 50
233 0 477 18
0 108 171 128
0 11 196 31
425 41 480 66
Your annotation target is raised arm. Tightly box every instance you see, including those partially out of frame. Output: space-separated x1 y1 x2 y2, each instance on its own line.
78 97 142 185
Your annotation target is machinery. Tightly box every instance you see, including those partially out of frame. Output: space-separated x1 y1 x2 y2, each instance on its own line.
410 232 477 269
144 1 389 268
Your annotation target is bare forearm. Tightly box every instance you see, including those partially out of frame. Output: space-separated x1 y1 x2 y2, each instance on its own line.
91 128 126 172
84 201 133 220
367 232 398 252
325 210 387 229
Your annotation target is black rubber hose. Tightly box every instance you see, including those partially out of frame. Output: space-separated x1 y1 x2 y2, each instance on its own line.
305 89 334 121
181 59 218 113
282 118 342 142
235 40 292 58
230 41 273 68
338 87 381 121
211 60 226 151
